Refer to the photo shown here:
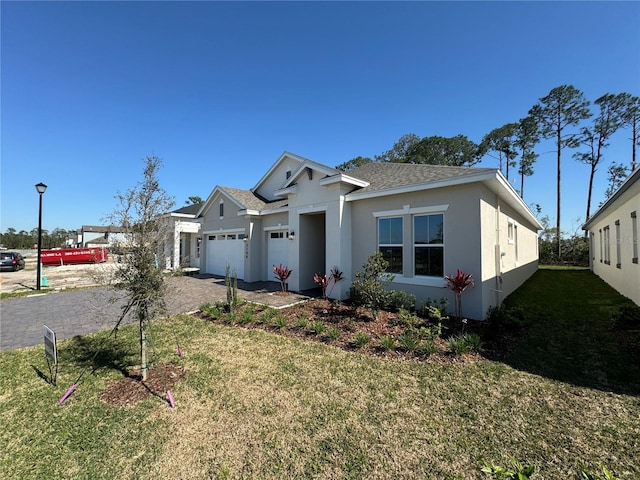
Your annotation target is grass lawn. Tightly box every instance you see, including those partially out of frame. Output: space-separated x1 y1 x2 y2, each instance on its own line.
1 267 638 479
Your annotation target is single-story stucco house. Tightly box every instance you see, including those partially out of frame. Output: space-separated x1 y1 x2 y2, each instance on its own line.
73 225 128 249
583 167 640 306
190 152 541 320
160 203 202 271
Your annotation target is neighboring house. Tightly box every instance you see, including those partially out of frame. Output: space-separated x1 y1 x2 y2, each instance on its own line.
582 167 640 306
195 152 541 320
78 225 128 249
160 203 203 271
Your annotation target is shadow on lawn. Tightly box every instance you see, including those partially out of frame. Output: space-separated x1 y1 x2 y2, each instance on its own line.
57 332 137 378
484 269 640 396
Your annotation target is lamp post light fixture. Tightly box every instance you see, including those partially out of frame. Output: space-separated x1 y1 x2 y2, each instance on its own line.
35 182 47 290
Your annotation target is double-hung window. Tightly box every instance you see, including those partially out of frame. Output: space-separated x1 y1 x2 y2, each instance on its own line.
414 214 444 277
378 217 403 274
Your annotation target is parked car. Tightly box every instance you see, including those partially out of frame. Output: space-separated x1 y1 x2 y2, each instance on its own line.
0 252 25 271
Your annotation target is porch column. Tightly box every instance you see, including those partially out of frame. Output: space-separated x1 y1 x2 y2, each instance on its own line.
326 196 351 300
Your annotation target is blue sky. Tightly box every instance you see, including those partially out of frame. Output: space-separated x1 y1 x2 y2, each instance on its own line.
1 1 639 236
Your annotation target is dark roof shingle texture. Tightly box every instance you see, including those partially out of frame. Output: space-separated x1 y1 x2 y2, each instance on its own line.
172 204 202 215
346 162 495 194
220 186 288 212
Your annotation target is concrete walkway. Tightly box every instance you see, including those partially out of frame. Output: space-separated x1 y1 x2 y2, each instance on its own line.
0 274 311 352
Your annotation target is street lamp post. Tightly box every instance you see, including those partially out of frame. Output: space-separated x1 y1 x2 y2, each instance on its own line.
35 182 47 290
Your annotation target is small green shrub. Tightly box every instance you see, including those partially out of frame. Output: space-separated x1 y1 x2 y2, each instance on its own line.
398 331 420 352
481 458 535 479
200 303 223 320
351 252 394 317
295 316 309 329
580 466 620 480
274 315 287 329
354 332 371 348
259 308 277 324
448 333 482 355
387 290 416 311
240 305 255 324
379 334 395 351
394 309 421 329
418 339 439 356
448 335 469 355
420 297 449 319
309 321 325 335
464 333 483 352
326 326 341 341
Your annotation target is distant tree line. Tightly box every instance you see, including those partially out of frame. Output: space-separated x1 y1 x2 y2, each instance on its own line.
338 85 639 262
0 227 74 250
0 196 205 251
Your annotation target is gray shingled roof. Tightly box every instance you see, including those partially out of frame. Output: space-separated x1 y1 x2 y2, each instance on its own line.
345 162 496 194
220 186 288 212
172 203 202 215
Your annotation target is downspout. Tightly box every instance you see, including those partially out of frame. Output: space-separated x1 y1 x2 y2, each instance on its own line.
493 196 503 307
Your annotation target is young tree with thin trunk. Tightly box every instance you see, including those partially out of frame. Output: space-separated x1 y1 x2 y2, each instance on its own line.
514 116 539 199
529 85 591 259
619 93 640 171
573 93 626 220
480 123 518 181
107 155 175 381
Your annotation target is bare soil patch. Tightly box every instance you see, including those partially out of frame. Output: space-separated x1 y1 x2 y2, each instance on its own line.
100 363 185 406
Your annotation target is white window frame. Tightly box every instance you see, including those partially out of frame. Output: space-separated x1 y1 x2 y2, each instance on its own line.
378 216 403 274
413 213 445 278
507 218 516 244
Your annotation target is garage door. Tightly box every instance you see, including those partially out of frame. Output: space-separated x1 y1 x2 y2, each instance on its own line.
206 233 245 279
267 231 289 280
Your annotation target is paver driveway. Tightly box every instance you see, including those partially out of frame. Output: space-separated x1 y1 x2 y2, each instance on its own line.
0 275 309 352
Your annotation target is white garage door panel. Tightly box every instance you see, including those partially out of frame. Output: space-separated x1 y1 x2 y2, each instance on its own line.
267 231 289 280
207 236 244 279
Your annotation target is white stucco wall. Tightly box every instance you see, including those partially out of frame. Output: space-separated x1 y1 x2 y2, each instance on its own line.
349 184 485 318
479 191 539 317
255 156 303 201
284 171 354 297
200 191 250 278
584 177 640 306
348 183 539 320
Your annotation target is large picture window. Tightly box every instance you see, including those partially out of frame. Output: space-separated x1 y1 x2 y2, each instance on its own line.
378 217 403 274
414 214 444 277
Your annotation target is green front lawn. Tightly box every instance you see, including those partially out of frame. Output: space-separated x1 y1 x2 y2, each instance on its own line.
1 268 638 479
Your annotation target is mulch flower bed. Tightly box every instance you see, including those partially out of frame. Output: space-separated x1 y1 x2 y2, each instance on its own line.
100 363 184 406
197 298 486 363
